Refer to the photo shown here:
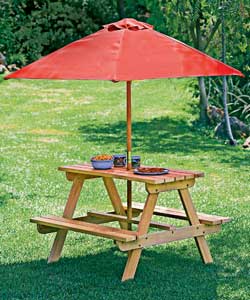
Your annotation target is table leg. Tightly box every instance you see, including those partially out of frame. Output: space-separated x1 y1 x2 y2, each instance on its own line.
178 188 213 264
121 192 159 281
48 175 85 263
103 177 127 230
127 180 132 230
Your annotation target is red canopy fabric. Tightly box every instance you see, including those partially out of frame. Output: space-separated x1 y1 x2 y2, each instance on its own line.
5 18 243 81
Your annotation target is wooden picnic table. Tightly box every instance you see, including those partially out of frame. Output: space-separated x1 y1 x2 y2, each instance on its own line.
31 164 231 281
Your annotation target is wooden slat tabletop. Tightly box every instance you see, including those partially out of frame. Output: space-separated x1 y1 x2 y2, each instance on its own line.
58 164 204 184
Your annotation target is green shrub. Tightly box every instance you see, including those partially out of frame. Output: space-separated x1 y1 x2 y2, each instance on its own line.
228 81 250 122
207 77 250 124
0 0 118 63
7 53 27 67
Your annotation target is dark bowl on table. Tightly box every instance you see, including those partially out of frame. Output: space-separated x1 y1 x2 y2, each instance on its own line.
132 155 141 168
113 154 126 167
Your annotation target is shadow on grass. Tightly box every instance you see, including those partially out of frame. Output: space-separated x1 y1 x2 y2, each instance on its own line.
79 116 250 167
0 246 219 300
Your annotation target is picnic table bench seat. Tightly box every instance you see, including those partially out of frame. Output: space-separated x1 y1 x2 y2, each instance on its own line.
31 216 137 242
123 202 231 225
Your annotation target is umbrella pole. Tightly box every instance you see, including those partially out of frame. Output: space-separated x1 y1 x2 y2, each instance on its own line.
126 81 132 230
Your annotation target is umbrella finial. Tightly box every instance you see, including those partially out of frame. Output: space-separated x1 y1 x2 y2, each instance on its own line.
103 18 153 32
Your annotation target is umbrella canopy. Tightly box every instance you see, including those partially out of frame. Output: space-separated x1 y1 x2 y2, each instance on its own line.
5 18 243 81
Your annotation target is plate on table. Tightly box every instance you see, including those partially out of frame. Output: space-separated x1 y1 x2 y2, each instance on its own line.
134 167 169 176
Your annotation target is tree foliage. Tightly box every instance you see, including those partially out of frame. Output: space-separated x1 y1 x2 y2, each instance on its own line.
0 0 118 64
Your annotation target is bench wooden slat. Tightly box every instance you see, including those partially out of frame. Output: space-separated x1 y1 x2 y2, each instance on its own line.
87 210 175 230
31 216 137 242
36 214 114 234
123 202 231 225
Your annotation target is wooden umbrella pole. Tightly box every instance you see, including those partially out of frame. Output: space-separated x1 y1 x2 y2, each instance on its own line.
126 81 132 170
126 81 132 230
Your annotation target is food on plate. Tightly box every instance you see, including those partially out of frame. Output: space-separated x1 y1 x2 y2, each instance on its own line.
136 167 166 173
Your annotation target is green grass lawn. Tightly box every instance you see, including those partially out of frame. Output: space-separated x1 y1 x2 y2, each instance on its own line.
0 76 249 300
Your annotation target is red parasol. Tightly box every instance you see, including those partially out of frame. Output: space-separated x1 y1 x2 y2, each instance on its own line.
5 18 243 221
5 18 243 81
